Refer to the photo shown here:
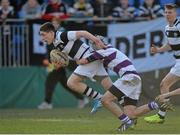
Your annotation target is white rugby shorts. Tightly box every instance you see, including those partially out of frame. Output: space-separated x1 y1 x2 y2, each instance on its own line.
74 60 108 81
113 74 142 100
170 59 180 77
74 50 108 81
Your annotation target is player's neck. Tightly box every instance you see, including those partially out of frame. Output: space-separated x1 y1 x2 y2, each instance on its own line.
169 18 177 26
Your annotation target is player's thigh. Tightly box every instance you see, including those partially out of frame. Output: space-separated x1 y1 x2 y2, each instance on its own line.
67 73 85 85
161 73 180 88
94 76 113 90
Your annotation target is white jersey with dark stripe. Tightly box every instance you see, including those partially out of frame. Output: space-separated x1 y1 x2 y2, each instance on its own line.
87 45 138 77
165 18 180 59
53 31 92 60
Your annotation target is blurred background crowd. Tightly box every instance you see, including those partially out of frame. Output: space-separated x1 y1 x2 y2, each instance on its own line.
0 0 180 21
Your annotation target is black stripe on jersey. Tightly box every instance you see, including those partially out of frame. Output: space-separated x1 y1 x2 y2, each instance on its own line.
60 32 68 44
68 40 83 58
56 43 66 51
175 21 180 26
154 7 162 14
173 55 180 59
170 44 180 51
165 30 180 38
79 47 90 59
173 19 178 25
47 44 55 60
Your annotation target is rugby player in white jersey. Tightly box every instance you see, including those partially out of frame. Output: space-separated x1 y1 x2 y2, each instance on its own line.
39 22 112 106
144 3 180 124
77 35 173 131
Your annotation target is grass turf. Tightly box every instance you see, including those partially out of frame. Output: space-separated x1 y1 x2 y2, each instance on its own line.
0 107 180 134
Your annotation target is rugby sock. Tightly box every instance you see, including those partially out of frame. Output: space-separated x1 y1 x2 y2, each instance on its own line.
119 114 131 124
83 86 102 100
148 101 159 110
157 98 169 119
157 110 166 119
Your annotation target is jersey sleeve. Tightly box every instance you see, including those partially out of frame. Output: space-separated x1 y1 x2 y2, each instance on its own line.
164 26 169 45
86 52 104 62
176 22 180 32
86 49 110 62
57 31 77 43
47 44 55 61
67 31 77 40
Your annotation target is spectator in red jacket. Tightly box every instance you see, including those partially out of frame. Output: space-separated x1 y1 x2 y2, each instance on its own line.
41 0 69 20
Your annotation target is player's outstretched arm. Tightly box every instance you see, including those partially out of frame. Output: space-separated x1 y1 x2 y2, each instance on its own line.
76 31 106 49
76 51 105 65
157 88 180 102
151 44 171 54
76 58 89 65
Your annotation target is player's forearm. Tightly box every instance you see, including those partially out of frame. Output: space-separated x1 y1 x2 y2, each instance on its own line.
76 31 97 42
157 44 171 52
86 55 97 62
164 88 180 98
86 52 104 62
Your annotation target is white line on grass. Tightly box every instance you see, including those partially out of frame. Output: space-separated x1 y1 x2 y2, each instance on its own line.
19 118 94 123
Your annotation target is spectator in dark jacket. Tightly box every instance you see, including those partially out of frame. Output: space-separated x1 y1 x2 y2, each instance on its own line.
91 0 113 18
139 0 164 20
112 0 136 21
0 0 15 19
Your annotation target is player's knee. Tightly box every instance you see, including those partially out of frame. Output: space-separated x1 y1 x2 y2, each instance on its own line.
101 95 112 107
101 77 112 90
67 78 75 89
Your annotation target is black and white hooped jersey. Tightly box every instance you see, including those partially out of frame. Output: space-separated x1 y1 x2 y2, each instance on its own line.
165 18 180 59
139 4 164 18
86 45 138 77
53 31 92 60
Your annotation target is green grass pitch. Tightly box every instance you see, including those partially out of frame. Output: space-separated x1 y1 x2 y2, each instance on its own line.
0 107 180 134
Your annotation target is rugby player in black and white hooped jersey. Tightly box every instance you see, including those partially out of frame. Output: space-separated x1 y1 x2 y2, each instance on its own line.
144 3 180 124
39 22 112 106
77 35 172 131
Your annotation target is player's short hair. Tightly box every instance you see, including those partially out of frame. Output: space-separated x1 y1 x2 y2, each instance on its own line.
165 3 177 10
40 22 56 33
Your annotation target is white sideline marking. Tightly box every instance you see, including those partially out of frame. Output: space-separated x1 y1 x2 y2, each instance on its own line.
20 118 93 123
